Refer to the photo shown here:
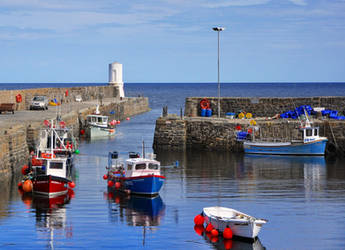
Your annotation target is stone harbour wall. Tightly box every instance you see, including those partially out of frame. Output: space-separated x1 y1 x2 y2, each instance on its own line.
0 85 120 111
185 97 345 118
153 114 186 151
153 116 345 155
0 125 30 179
0 97 150 180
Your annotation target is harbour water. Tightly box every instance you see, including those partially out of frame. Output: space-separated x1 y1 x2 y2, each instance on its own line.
1 82 345 249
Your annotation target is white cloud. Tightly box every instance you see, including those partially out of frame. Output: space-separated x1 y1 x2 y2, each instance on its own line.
202 0 271 8
289 0 307 6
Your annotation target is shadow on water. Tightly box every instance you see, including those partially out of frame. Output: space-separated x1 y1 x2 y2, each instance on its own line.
0 173 23 222
198 230 265 250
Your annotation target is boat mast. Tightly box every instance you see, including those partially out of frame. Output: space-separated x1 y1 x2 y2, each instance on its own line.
51 119 54 154
142 140 145 158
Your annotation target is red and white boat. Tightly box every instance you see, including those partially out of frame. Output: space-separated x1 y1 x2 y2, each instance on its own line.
21 119 76 197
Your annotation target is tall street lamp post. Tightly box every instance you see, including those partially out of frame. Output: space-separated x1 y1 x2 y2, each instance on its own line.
212 26 225 118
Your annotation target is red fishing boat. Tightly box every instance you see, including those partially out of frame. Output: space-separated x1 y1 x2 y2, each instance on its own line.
20 119 76 197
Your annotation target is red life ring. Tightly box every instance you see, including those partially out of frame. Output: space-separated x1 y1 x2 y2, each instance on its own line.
16 94 22 103
200 98 210 109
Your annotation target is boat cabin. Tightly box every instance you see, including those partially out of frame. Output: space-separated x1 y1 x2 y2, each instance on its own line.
124 158 161 178
301 126 321 143
86 114 109 128
33 158 68 179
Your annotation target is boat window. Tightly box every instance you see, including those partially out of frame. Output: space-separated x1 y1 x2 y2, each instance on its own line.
87 117 91 122
135 163 146 170
148 163 159 170
306 129 312 137
92 117 96 123
98 117 102 123
50 162 63 169
314 128 318 136
127 164 132 170
103 117 107 123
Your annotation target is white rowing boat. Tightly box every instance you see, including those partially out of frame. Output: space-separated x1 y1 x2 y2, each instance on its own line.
203 206 267 240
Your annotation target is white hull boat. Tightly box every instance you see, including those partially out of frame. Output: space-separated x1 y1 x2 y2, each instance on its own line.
203 206 267 240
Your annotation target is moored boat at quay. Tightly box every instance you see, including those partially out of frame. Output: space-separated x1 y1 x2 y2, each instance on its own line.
19 119 76 197
105 150 165 196
85 105 116 139
240 114 328 156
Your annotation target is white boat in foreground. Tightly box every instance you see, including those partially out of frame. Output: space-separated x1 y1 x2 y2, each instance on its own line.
203 206 267 240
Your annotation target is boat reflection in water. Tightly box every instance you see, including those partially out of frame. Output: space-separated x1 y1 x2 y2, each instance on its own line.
106 192 165 246
20 190 74 249
200 230 265 250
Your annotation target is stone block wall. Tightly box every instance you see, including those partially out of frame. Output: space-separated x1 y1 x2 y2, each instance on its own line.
0 125 29 179
153 115 186 151
185 97 345 118
0 85 119 111
0 96 150 179
153 116 345 155
100 97 150 121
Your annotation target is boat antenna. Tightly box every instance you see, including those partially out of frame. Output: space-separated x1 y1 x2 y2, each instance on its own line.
303 108 311 128
142 140 145 158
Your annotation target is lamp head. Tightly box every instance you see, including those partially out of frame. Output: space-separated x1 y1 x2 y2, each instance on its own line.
213 27 225 31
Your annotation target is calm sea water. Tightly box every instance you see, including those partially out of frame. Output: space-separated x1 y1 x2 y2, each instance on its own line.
1 82 345 249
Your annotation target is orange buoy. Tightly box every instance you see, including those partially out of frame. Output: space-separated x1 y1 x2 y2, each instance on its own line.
107 192 114 200
194 214 205 226
223 239 233 250
211 236 218 243
107 180 114 187
21 165 29 175
115 196 120 204
193 225 204 236
21 194 32 208
211 229 219 237
68 189 75 198
80 129 85 135
223 226 233 239
22 180 33 193
205 223 214 233
68 181 75 188
115 182 121 189
103 174 108 180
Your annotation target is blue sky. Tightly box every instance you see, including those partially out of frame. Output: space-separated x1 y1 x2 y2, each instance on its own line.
0 0 345 83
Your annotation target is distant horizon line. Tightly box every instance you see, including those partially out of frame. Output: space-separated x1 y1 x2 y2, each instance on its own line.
1 81 345 84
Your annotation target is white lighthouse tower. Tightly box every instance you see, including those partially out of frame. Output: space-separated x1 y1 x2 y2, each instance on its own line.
108 62 125 98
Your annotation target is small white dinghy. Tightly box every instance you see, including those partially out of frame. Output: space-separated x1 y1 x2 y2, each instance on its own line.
203 206 267 240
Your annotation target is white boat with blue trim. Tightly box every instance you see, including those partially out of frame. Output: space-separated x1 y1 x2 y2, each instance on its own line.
243 117 328 156
106 150 165 196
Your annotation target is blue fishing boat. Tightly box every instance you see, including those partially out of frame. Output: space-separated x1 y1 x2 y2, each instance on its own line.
106 150 165 196
243 119 328 156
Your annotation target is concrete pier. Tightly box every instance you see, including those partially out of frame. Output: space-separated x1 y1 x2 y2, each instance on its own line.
0 88 150 179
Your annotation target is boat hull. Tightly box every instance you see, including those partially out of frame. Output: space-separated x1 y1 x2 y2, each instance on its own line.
86 126 115 139
109 175 165 196
32 175 70 198
123 175 165 196
244 139 327 155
